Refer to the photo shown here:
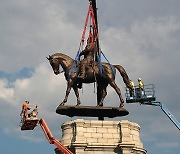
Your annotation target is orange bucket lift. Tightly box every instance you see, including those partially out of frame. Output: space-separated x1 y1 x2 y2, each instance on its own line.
20 104 39 130
20 103 73 154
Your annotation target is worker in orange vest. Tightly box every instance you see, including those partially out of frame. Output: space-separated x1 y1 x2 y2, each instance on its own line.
20 101 30 120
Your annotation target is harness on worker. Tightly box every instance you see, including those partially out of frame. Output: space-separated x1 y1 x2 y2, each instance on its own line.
68 2 115 78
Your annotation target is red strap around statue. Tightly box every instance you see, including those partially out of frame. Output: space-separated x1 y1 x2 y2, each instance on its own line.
78 3 98 51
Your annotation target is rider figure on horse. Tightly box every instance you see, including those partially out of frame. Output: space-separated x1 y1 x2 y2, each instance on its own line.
78 36 96 79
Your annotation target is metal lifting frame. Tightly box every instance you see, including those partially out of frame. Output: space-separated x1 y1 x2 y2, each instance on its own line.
142 101 180 130
39 119 73 154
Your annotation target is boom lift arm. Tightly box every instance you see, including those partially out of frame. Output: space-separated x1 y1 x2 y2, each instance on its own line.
20 104 73 153
39 119 73 154
125 84 180 130
143 101 180 130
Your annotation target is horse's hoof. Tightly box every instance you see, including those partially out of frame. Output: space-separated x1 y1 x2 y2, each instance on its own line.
119 103 124 108
60 102 65 106
97 103 103 107
76 103 81 106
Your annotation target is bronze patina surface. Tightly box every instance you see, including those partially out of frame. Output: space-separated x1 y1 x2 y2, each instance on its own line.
47 53 133 108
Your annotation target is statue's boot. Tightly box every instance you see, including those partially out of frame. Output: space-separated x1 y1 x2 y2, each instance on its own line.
77 82 82 89
78 64 86 79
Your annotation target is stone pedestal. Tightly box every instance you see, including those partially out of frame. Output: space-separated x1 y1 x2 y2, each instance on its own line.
55 119 146 154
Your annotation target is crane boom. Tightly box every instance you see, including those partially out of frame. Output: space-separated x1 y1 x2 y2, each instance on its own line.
160 103 180 130
140 101 180 130
125 85 180 130
39 119 73 154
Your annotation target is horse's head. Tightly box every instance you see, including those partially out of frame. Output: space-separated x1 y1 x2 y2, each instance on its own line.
47 55 60 75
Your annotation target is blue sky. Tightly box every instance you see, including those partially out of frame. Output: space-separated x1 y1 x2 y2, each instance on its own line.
0 0 180 153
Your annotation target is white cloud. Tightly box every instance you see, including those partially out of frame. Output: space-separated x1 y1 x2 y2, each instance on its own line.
0 63 67 140
0 80 14 104
0 1 180 153
0 0 82 73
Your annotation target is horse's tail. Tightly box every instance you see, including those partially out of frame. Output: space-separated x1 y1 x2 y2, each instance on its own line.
114 65 131 89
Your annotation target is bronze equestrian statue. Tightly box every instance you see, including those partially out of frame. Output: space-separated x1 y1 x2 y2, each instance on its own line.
47 52 133 108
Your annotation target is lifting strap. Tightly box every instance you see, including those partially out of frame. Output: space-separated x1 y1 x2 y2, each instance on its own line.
69 2 114 78
78 2 98 51
69 2 98 79
98 50 116 77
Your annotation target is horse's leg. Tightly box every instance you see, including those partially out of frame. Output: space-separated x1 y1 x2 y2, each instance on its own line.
97 85 103 106
98 85 107 106
109 81 124 107
60 80 73 106
73 85 81 106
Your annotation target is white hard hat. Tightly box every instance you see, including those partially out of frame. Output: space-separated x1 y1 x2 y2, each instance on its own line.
138 78 141 81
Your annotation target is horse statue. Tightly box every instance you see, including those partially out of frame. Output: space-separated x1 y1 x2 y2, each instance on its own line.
47 53 133 107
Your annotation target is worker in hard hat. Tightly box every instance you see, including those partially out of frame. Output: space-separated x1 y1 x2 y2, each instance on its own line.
138 78 144 89
138 78 144 96
20 101 30 120
29 105 38 119
129 80 135 97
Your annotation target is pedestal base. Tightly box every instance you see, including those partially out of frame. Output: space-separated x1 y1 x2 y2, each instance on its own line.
55 119 147 154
